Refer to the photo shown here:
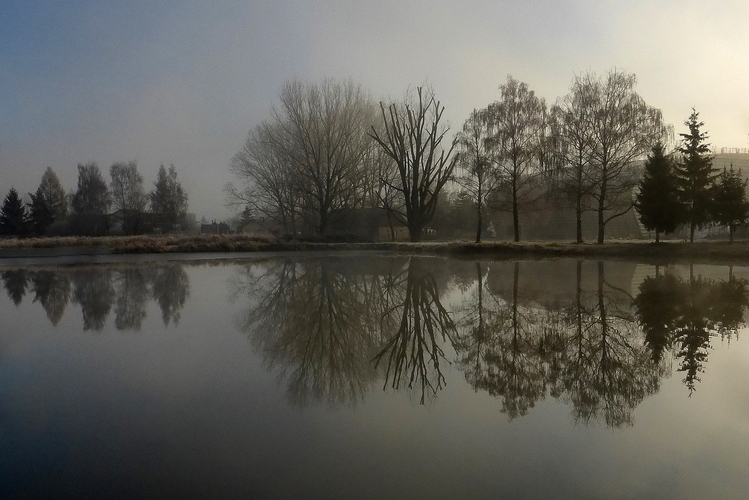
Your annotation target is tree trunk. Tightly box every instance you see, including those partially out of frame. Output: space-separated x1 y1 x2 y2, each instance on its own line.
575 196 583 243
655 229 660 243
689 220 696 243
597 203 605 244
475 200 482 243
730 224 735 243
512 180 520 242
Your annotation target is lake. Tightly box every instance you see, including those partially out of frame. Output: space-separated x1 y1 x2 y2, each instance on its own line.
1 253 748 499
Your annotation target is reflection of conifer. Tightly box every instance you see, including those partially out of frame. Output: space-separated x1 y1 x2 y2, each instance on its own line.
635 272 684 362
673 270 717 394
711 275 749 337
2 269 29 307
30 270 71 325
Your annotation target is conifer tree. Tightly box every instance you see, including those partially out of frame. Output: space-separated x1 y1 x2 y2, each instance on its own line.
712 166 749 242
28 188 54 235
0 188 29 236
635 143 681 242
674 109 718 242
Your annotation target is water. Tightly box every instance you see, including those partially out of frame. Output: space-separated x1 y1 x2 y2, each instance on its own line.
1 254 749 499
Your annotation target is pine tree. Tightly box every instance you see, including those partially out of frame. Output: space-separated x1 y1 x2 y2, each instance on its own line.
0 188 29 236
674 109 718 242
28 188 55 235
635 143 682 243
712 166 749 242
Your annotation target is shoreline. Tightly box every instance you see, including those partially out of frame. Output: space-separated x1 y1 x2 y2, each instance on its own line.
2 234 749 264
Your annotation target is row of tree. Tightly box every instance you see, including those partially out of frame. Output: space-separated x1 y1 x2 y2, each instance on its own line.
229 70 674 243
635 111 749 242
0 163 189 236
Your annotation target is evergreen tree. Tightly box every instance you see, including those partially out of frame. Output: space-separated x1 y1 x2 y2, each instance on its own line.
0 188 29 236
28 188 55 235
635 143 681 242
712 166 749 242
674 109 718 242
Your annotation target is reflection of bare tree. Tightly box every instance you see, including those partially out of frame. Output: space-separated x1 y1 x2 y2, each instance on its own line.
72 268 115 331
374 257 456 404
457 260 663 428
556 262 661 428
2 269 29 307
456 262 551 418
150 264 190 326
233 258 384 407
114 268 150 331
30 271 71 326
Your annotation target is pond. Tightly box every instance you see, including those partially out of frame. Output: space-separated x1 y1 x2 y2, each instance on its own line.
1 253 748 499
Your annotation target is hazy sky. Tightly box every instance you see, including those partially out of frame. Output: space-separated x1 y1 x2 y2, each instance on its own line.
1 0 748 220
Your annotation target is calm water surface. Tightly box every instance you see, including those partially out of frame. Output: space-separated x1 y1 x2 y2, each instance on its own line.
1 254 749 499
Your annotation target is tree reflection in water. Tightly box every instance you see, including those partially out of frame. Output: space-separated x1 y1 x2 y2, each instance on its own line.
634 265 749 394
1 263 190 332
373 257 456 404
232 257 389 407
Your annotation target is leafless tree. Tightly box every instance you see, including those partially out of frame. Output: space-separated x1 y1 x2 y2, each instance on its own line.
577 70 669 244
485 76 547 242
550 80 597 243
370 86 457 242
454 109 498 242
110 161 147 234
229 79 377 236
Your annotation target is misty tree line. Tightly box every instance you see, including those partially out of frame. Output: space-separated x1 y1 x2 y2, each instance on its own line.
0 162 189 237
229 69 686 243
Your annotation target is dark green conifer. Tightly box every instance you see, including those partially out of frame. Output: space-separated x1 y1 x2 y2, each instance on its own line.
0 188 29 236
673 109 718 242
712 166 749 242
635 142 681 243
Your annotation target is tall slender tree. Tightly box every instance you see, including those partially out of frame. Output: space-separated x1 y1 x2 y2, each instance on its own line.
712 166 749 242
674 109 717 242
455 109 496 242
72 163 111 235
150 165 188 231
110 161 147 234
486 76 547 242
635 143 682 242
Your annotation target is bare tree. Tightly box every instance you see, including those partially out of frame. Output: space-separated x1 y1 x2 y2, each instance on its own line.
454 109 497 242
370 86 457 242
229 79 376 236
228 122 302 234
110 161 147 234
486 76 547 242
578 70 669 244
550 81 597 243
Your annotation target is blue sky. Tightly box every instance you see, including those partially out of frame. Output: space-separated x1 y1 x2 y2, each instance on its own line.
2 0 748 220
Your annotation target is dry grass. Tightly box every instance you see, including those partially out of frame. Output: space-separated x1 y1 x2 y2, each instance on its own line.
2 235 749 263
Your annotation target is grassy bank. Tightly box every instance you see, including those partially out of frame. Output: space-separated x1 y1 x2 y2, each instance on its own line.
2 234 749 263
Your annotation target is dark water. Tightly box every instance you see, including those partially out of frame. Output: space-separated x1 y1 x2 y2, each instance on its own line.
1 254 749 499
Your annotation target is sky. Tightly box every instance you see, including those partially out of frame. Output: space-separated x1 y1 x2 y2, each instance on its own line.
1 0 748 221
